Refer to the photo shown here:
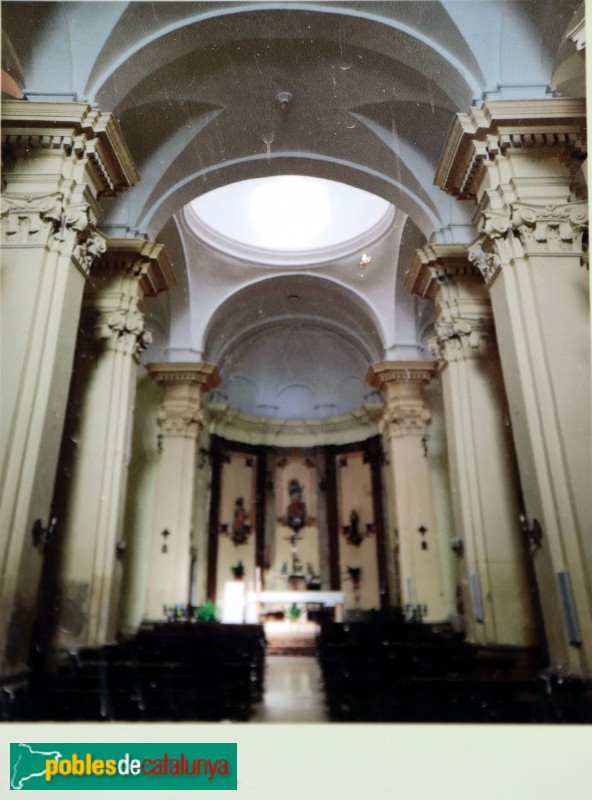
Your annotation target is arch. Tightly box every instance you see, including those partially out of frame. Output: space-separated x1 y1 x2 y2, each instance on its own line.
140 152 442 241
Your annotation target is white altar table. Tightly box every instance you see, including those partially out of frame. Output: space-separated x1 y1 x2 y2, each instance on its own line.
245 590 344 622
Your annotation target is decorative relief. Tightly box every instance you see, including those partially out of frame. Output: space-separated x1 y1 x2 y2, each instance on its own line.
433 317 495 362
511 202 588 254
382 403 431 438
1 192 106 274
157 407 205 440
472 201 588 282
95 309 152 356
1 192 63 244
467 239 502 285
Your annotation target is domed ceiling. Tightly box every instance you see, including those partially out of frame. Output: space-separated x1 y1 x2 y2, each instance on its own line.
2 0 583 420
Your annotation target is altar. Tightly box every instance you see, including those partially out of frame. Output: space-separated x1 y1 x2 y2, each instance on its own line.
245 590 344 623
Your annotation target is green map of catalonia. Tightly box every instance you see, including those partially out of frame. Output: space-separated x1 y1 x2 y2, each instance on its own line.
11 743 62 790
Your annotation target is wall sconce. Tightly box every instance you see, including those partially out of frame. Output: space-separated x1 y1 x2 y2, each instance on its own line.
451 537 464 557
115 540 126 560
418 524 428 550
161 528 171 553
520 515 543 551
32 516 57 549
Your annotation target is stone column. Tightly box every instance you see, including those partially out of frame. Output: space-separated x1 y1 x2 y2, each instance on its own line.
144 363 220 619
53 240 174 648
0 102 137 679
407 244 537 646
435 99 591 675
367 362 447 621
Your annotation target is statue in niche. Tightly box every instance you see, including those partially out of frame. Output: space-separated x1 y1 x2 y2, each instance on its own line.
231 497 251 546
286 479 307 534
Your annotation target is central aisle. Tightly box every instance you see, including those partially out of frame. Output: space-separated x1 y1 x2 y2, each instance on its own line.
252 656 328 722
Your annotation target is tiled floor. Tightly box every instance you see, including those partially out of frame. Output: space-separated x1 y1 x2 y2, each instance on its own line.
252 656 328 722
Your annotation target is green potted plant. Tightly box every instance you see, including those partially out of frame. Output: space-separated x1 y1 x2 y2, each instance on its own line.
231 560 245 580
196 599 220 623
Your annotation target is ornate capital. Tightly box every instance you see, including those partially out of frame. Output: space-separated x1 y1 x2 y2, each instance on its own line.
1 191 63 245
1 191 107 273
471 200 588 282
433 317 495 363
94 309 152 356
467 238 503 285
367 361 436 440
382 402 431 438
157 407 205 440
510 202 588 255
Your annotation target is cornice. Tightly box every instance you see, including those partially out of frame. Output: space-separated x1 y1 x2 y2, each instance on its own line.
366 360 437 391
146 362 221 391
406 244 474 299
98 238 176 296
207 403 382 447
435 98 587 199
1 101 139 195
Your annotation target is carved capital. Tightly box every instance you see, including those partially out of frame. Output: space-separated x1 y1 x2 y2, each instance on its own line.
1 191 63 244
157 407 205 440
433 317 495 362
467 237 503 285
94 309 152 356
510 202 588 255
382 403 431 438
472 200 588 280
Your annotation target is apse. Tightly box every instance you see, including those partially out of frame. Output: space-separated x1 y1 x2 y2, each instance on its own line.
204 274 385 418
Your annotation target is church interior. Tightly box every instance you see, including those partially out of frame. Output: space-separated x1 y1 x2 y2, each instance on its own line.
1 0 591 723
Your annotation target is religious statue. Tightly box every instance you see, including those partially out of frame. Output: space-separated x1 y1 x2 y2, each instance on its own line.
286 479 307 533
230 497 251 546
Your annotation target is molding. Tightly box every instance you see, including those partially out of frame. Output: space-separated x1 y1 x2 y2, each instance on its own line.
146 362 221 391
406 244 477 299
366 360 437 391
182 201 396 268
207 403 382 447
435 98 587 199
97 238 176 296
1 100 139 195
567 16 586 51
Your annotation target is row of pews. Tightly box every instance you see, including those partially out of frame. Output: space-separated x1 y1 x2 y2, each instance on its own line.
29 623 266 722
317 622 592 723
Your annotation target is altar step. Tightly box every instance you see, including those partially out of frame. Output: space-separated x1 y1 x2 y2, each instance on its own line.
264 621 318 656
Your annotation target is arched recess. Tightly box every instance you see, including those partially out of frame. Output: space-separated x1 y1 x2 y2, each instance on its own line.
204 274 386 418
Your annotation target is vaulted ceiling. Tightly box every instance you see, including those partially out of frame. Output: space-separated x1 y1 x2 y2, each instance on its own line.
2 1 584 418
